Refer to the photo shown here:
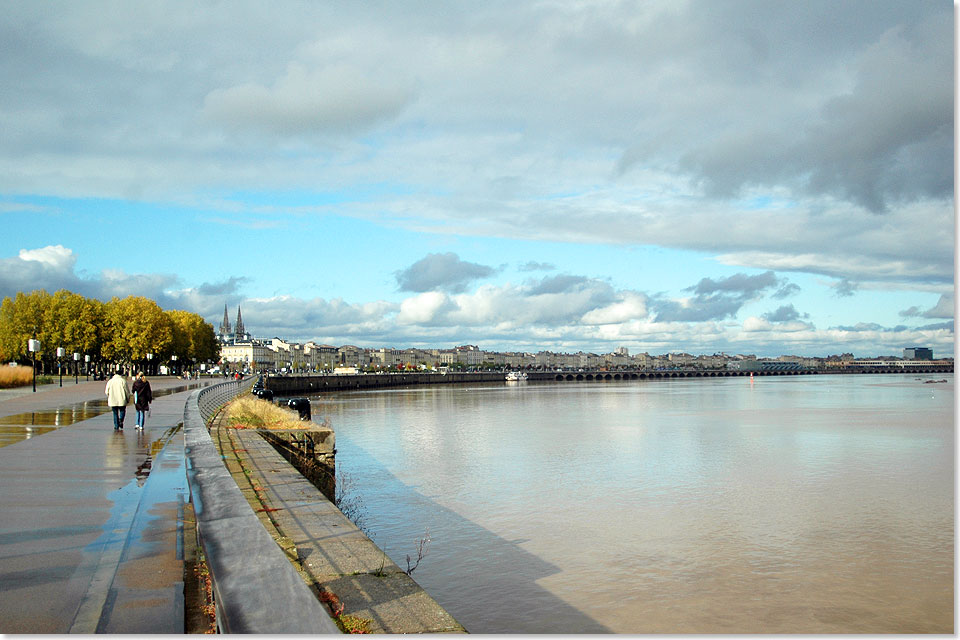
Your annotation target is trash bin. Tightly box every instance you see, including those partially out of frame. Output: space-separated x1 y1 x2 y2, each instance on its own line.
286 397 311 421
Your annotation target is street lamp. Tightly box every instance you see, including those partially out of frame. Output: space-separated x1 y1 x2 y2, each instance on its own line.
73 352 79 384
171 354 178 376
85 354 90 381
56 347 65 387
28 339 40 393
146 352 153 376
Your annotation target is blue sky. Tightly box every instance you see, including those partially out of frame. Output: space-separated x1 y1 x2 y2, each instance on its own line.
0 1 953 358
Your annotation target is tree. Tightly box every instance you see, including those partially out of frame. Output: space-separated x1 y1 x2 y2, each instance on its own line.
102 296 173 366
42 290 103 360
0 290 52 366
166 309 220 366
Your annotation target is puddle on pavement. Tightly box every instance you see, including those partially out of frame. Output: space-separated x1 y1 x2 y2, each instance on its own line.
0 383 206 448
74 424 187 633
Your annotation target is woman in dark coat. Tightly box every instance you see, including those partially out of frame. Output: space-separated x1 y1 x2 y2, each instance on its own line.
132 372 153 431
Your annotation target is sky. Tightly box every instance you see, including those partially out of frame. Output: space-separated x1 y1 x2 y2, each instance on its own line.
0 1 954 358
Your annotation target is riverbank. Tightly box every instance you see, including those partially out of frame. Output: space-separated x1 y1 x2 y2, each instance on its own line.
206 404 466 633
265 364 953 396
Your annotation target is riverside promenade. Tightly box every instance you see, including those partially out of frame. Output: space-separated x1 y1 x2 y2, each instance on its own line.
0 377 214 633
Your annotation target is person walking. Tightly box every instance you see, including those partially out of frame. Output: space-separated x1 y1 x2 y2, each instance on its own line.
105 367 131 431
132 372 153 431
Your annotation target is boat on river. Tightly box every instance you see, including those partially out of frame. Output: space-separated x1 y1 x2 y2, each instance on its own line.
505 371 528 381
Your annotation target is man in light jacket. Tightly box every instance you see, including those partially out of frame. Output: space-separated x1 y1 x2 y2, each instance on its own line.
105 367 131 431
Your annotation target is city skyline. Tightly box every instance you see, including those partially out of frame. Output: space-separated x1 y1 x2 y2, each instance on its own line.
0 2 953 358
214 302 941 361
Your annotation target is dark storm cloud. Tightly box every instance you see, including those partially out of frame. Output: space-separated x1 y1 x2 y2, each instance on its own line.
395 252 497 293
623 0 953 213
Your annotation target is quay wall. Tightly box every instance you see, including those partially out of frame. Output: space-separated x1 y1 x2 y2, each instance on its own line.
184 380 341 634
185 378 464 633
265 364 953 396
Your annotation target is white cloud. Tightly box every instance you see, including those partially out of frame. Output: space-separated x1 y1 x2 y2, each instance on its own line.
397 291 453 325
0 2 953 357
581 293 649 325
742 316 813 333
19 245 76 270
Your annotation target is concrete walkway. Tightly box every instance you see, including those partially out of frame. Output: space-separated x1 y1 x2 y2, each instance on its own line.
0 377 215 633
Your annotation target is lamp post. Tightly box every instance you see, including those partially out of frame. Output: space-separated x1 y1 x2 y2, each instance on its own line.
73 352 79 384
85 355 90 381
28 339 40 392
171 354 178 376
56 347 65 387
146 352 153 376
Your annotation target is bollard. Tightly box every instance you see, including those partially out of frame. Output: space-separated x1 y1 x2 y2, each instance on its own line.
286 397 311 421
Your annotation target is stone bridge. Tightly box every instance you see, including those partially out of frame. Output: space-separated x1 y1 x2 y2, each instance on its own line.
265 363 953 395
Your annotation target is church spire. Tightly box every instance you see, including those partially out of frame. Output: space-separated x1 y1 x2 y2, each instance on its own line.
235 304 246 339
220 303 232 336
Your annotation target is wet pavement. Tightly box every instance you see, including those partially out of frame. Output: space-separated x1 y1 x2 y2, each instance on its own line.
0 377 216 633
0 382 209 448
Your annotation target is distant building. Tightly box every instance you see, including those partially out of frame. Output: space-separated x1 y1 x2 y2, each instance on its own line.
217 303 250 344
731 360 803 372
218 304 232 339
904 347 933 360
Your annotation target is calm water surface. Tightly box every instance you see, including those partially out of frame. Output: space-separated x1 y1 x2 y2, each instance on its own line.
317 374 953 633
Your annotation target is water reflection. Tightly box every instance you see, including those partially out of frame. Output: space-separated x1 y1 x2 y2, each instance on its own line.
0 383 205 448
324 375 954 633
73 424 186 633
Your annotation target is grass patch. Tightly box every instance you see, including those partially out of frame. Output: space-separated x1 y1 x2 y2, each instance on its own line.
0 365 34 388
224 394 314 430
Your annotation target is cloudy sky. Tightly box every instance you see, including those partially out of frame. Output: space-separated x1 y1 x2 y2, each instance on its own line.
0 1 953 357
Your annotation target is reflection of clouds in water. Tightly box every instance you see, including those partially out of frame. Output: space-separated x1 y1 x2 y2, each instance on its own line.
332 376 953 633
0 382 206 448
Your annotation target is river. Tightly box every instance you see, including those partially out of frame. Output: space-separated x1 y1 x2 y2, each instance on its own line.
314 373 954 633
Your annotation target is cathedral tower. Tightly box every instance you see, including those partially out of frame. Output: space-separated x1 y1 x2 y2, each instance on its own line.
235 305 247 341
219 303 232 337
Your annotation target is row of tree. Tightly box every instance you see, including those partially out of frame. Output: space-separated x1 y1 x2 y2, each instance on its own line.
0 289 220 372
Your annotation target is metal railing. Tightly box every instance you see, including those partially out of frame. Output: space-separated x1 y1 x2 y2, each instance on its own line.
184 378 340 634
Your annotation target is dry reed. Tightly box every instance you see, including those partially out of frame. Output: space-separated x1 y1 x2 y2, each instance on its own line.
0 365 35 389
224 394 314 430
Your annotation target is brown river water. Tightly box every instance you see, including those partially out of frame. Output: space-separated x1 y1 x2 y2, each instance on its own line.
317 373 953 634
